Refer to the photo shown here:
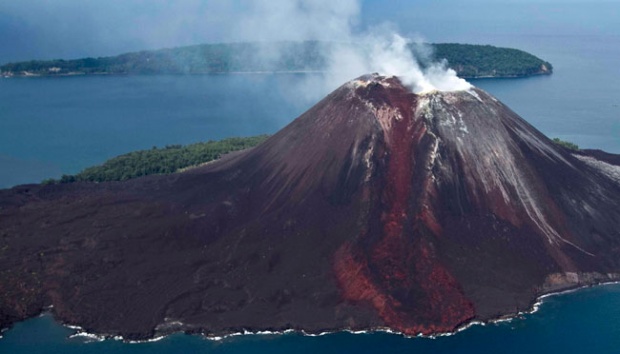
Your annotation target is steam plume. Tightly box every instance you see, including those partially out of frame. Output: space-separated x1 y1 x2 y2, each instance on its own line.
233 0 471 98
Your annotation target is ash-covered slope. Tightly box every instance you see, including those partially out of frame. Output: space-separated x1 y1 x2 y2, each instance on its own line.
1 74 620 339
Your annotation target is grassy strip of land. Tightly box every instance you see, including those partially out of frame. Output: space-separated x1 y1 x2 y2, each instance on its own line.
552 138 580 151
2 41 552 79
44 135 269 184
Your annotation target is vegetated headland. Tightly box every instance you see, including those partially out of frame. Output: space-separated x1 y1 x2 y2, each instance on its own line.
44 135 270 184
0 41 552 79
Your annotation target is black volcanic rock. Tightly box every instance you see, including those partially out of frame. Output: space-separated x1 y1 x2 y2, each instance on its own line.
1 74 620 339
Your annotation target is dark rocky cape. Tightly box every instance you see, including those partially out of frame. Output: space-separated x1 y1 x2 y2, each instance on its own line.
1 74 619 340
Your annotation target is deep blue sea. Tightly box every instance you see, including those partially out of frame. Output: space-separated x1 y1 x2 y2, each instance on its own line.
0 74 311 188
2 3 620 351
1 284 620 353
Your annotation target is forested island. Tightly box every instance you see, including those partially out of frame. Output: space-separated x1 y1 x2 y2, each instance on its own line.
1 42 552 79
46 135 270 184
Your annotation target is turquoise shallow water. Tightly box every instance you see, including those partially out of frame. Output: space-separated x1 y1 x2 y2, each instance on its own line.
2 284 620 354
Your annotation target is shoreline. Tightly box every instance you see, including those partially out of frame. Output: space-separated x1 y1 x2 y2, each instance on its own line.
3 280 618 344
1 70 552 80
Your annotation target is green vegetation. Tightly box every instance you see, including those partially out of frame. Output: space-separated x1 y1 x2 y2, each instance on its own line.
2 42 552 79
552 138 580 151
1 42 327 76
48 135 269 184
432 43 553 78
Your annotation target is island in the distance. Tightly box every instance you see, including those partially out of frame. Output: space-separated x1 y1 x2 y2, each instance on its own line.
1 74 618 341
0 42 552 79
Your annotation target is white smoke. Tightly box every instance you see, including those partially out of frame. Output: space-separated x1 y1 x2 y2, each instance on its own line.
232 0 471 98
319 27 471 94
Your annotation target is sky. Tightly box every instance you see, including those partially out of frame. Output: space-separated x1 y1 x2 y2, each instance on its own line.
0 0 619 64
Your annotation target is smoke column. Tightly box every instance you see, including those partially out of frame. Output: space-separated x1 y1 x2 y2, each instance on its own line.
233 0 471 98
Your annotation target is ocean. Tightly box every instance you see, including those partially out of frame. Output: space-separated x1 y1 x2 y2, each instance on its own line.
0 74 310 188
1 35 619 189
2 284 620 353
2 2 620 352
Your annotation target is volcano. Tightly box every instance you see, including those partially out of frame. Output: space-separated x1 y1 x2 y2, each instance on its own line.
1 74 620 340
